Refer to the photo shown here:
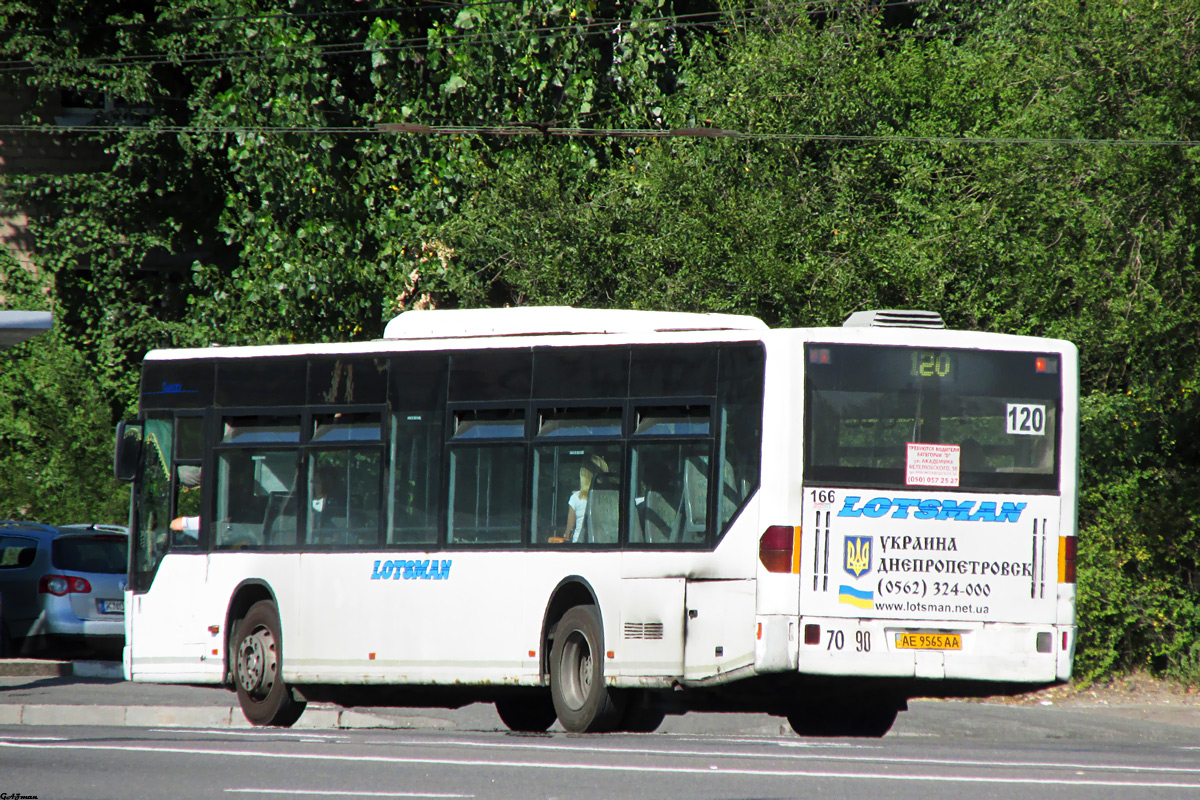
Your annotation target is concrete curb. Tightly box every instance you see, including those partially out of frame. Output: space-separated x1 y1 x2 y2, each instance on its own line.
0 659 123 679
0 660 461 730
0 699 451 730
0 659 71 678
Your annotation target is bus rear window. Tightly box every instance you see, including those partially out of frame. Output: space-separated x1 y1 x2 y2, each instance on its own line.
804 344 1061 493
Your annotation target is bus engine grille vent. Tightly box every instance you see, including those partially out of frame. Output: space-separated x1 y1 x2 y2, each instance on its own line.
842 309 946 329
624 622 665 640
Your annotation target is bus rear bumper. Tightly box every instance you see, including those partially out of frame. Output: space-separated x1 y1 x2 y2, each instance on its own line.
785 616 1075 685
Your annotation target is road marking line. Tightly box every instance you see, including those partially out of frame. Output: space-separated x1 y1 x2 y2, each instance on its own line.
227 791 470 798
359 737 1200 776
0 740 1197 790
149 728 350 740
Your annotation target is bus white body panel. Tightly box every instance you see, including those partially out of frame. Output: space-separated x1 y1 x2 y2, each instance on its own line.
118 308 1079 732
127 554 221 683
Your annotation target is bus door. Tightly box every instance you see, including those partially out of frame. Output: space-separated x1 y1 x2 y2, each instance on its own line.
125 416 213 680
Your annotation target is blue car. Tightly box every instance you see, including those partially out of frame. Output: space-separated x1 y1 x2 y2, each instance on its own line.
0 521 127 658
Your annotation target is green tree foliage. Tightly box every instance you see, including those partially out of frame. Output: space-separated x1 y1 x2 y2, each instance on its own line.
421 0 1200 680
1 0 1198 680
0 336 130 524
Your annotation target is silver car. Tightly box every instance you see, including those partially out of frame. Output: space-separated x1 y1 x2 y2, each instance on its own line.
0 521 127 658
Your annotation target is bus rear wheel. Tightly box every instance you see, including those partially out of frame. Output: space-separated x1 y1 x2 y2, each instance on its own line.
618 690 666 733
495 693 558 732
787 701 898 738
233 600 306 727
550 605 624 733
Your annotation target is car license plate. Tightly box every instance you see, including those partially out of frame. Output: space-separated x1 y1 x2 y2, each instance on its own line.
895 632 961 650
98 600 124 614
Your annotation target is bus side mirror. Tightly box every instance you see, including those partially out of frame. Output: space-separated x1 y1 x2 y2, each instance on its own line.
114 420 144 482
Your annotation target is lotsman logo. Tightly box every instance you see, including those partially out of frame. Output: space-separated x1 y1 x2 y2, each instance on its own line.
837 496 1026 523
370 558 452 581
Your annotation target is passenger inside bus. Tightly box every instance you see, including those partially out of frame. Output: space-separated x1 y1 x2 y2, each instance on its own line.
564 454 609 543
635 450 683 544
308 464 348 544
169 465 202 541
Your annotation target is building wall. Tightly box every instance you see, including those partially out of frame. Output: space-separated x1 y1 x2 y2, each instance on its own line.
0 79 114 301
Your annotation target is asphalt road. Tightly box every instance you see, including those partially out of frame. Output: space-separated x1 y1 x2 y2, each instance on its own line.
2 669 1199 799
2 716 1199 800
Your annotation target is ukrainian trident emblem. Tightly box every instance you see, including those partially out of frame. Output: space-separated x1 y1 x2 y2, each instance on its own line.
844 536 872 578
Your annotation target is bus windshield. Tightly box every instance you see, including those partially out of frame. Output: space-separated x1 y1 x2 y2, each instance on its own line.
804 343 1061 493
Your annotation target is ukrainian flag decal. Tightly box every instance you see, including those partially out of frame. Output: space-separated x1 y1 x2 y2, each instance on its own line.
838 584 875 609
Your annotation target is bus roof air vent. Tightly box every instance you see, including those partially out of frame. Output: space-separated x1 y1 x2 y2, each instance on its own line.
842 310 946 329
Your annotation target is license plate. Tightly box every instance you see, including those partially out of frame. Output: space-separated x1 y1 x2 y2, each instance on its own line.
98 600 124 614
895 632 961 650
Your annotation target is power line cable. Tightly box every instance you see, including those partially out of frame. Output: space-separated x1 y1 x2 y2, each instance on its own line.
0 0 923 75
0 121 1193 148
0 8 728 74
7 0 522 38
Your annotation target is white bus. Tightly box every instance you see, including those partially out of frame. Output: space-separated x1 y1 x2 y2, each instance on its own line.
114 307 1078 735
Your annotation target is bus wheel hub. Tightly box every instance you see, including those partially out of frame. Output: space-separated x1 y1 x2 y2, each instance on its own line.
237 629 274 696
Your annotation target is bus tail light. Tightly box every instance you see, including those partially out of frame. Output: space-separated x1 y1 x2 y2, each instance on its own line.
759 526 798 573
1058 536 1077 584
39 575 92 596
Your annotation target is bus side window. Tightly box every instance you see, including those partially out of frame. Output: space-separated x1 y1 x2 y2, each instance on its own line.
215 450 297 549
307 414 384 549
132 418 173 587
446 409 526 546
631 443 692 545
716 343 763 532
447 445 524 545
214 416 301 550
389 412 442 547
307 449 383 548
681 455 708 541
532 442 622 546
630 406 713 547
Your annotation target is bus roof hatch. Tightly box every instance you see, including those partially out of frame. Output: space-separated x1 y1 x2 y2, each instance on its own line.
842 309 945 329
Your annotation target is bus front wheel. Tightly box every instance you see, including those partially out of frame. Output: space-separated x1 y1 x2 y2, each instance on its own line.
233 600 306 727
550 605 624 733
